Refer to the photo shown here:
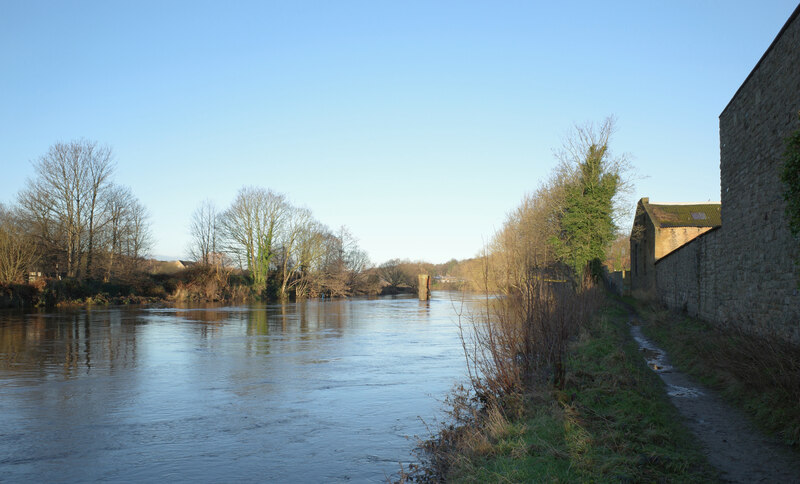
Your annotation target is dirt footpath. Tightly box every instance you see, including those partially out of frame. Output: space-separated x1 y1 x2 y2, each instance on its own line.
629 318 800 483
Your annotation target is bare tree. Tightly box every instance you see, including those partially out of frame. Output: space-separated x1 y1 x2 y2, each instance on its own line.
17 179 62 275
277 205 312 299
378 259 411 288
215 186 373 298
102 185 134 281
0 204 38 284
219 187 287 290
292 221 330 297
126 198 153 260
189 199 219 265
17 139 115 279
319 226 370 296
83 143 115 278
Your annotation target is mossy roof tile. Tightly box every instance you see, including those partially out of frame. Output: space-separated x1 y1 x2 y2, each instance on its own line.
643 201 722 228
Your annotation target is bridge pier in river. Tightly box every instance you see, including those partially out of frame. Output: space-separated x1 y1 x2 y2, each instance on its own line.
418 274 431 300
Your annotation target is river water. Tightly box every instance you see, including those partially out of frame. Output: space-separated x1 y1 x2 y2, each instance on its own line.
0 292 475 482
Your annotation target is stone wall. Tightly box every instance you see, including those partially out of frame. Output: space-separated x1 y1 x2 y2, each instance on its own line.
717 5 800 344
654 6 800 345
655 228 720 319
630 205 657 293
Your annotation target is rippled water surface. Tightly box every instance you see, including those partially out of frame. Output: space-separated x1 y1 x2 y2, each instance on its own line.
0 292 474 482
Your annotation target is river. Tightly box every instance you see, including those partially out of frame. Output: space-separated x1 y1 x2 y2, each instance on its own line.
0 292 476 482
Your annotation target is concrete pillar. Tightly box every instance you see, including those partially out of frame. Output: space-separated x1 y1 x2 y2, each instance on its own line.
418 274 431 300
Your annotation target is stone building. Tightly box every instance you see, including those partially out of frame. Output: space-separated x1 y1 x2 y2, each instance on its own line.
636 5 800 345
630 198 721 294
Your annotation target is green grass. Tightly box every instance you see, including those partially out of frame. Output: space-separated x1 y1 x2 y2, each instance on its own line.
445 304 717 483
636 303 800 449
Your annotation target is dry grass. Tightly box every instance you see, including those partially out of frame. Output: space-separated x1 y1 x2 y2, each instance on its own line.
401 270 604 481
459 269 604 408
168 264 250 302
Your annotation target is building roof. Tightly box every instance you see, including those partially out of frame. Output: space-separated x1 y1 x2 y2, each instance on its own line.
639 198 721 228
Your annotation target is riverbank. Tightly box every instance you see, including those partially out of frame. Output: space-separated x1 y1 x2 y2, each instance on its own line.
407 301 717 482
0 275 188 309
0 268 431 310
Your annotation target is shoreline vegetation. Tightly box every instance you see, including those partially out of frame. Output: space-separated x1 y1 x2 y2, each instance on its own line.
402 296 717 482
397 118 797 482
0 139 478 310
0 260 471 310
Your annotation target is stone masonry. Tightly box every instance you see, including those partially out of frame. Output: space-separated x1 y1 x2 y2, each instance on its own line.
630 198 720 296
654 5 800 345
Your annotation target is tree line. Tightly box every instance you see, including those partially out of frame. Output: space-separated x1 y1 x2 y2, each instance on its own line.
418 117 633 481
488 116 629 290
461 116 630 401
187 189 373 299
0 139 389 301
1 139 152 285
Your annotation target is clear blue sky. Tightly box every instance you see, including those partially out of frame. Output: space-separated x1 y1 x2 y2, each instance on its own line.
1 1 797 264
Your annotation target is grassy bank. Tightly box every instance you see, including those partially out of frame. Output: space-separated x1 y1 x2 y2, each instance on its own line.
635 303 800 449
412 302 716 482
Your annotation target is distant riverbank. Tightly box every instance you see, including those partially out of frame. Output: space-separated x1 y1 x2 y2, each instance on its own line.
0 268 450 310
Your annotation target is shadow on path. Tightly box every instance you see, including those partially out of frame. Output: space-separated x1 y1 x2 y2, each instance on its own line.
627 309 800 483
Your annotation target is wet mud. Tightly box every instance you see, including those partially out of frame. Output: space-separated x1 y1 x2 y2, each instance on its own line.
629 319 800 483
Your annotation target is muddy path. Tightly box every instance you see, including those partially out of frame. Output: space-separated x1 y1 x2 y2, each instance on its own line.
626 310 800 483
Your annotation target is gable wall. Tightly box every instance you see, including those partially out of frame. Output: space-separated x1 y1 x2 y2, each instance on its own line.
655 226 715 260
630 204 657 294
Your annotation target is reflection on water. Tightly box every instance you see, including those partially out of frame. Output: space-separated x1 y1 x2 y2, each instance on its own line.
0 292 474 482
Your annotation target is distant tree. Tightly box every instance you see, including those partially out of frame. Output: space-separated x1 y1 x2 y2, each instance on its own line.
220 187 287 291
0 204 38 284
318 226 370 296
125 196 153 261
83 143 115 278
15 140 146 280
292 221 330 297
102 185 134 280
276 206 313 299
215 186 374 298
19 141 82 277
604 233 631 272
189 199 219 266
101 186 153 279
440 258 459 276
378 259 410 287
